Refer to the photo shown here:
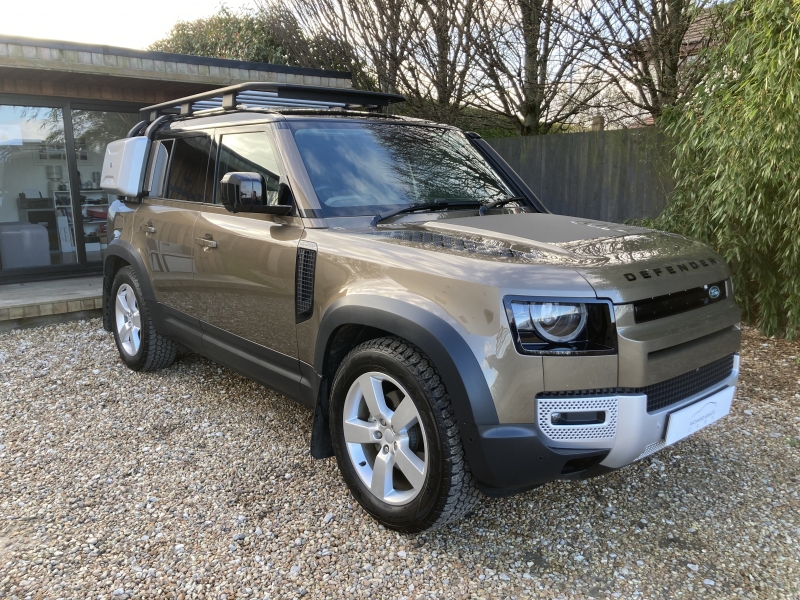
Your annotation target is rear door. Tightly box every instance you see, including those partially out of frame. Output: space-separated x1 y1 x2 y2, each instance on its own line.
130 132 215 336
193 126 304 397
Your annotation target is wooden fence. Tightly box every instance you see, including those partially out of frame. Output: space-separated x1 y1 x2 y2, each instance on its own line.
488 128 674 223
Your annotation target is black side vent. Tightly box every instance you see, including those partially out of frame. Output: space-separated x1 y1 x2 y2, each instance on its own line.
296 244 317 323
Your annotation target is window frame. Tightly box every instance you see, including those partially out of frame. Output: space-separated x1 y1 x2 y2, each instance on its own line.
211 128 287 206
209 125 296 215
144 138 174 199
156 130 216 204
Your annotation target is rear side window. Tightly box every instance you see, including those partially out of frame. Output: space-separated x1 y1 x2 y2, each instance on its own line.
164 136 213 202
145 139 173 198
215 132 282 205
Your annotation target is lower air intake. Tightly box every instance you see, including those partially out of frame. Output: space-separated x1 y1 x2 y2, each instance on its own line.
539 353 735 413
536 397 618 445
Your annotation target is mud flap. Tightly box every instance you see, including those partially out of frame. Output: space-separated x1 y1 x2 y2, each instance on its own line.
102 274 114 332
310 379 334 459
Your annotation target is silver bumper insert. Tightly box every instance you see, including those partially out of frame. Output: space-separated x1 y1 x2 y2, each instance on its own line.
534 354 740 468
536 397 618 448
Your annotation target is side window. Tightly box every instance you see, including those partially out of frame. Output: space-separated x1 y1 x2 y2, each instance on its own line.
145 139 173 198
165 135 213 202
216 132 282 205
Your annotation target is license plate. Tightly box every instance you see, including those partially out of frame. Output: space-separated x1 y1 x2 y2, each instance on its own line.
665 387 735 446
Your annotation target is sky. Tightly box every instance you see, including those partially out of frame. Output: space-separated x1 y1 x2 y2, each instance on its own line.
0 0 256 51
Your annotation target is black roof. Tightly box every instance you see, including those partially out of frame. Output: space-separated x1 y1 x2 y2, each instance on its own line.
139 82 406 121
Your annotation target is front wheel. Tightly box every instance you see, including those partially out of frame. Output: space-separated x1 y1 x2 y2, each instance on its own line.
329 337 479 532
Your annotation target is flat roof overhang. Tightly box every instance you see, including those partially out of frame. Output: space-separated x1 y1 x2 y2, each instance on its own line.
0 36 352 107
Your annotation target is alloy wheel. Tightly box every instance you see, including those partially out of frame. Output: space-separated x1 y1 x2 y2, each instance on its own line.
342 372 429 505
115 283 142 357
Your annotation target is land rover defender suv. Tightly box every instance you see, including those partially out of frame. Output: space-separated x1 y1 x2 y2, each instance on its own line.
100 83 741 532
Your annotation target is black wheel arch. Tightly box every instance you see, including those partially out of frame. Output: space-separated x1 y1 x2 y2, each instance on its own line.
309 295 500 477
102 241 156 332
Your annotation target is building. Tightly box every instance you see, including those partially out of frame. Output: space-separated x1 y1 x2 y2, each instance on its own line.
0 35 351 283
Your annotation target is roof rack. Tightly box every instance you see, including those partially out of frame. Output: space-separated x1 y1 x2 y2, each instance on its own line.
140 82 405 121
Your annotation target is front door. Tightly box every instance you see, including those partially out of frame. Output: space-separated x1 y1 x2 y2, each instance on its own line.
193 129 304 396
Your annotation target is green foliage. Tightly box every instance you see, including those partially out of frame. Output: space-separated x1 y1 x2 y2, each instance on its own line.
472 125 520 140
660 0 800 338
252 4 375 89
149 7 288 65
623 217 661 230
148 5 374 91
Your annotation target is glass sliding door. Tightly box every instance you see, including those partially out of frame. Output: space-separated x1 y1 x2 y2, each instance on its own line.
0 105 79 272
0 101 138 279
69 110 141 264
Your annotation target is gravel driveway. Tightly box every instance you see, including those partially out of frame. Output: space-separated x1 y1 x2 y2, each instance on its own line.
1 320 798 599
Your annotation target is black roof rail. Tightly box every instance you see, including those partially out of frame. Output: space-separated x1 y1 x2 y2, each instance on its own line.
139 82 405 121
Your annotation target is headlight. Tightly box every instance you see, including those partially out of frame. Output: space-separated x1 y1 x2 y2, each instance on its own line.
505 298 616 355
530 302 587 342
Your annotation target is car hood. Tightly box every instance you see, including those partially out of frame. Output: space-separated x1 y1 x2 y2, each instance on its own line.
368 212 731 303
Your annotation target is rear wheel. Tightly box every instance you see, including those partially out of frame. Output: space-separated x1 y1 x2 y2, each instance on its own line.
111 266 177 371
329 337 479 532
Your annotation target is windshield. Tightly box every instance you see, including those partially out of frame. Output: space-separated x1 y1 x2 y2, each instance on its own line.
289 121 515 217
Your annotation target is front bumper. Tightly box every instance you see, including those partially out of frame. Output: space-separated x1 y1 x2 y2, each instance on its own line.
469 354 739 494
602 354 738 467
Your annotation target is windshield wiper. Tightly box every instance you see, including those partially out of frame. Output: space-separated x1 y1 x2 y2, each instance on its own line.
478 196 527 216
371 200 482 227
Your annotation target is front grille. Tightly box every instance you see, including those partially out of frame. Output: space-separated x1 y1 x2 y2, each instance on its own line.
641 354 735 411
633 280 728 323
539 353 735 413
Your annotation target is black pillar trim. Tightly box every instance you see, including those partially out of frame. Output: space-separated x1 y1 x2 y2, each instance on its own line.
62 102 88 266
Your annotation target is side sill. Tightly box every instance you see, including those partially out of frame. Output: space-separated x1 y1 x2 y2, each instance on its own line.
201 322 306 405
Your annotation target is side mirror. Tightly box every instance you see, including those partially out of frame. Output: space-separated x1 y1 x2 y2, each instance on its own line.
220 172 292 215
220 172 263 213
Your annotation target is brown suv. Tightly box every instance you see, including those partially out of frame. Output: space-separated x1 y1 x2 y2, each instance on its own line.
101 83 741 532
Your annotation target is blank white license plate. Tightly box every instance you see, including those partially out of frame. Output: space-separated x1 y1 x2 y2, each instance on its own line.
665 386 735 446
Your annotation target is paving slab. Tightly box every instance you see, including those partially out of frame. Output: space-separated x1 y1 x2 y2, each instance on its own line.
0 276 103 330
0 276 103 309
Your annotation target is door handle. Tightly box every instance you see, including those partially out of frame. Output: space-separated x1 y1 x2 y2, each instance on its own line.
195 236 218 250
144 226 157 234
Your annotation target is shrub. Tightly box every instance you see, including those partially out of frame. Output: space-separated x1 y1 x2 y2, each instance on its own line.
660 0 800 338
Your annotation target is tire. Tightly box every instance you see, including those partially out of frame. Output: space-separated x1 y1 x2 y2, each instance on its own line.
329 336 479 532
111 266 177 371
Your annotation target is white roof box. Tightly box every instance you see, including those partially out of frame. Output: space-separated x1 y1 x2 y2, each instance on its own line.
101 137 149 198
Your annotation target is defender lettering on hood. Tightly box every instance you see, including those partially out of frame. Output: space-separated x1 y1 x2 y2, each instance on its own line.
623 257 719 282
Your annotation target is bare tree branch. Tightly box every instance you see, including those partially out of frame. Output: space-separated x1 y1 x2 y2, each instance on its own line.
397 0 481 123
580 0 723 123
468 0 603 135
283 0 418 93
